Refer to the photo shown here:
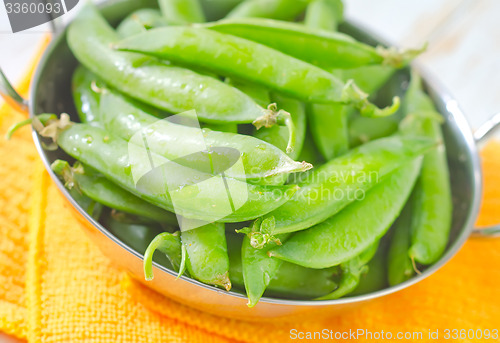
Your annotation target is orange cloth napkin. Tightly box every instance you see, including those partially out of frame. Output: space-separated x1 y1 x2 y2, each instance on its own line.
1 37 500 343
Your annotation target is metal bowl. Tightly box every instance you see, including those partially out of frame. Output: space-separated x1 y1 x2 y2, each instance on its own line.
1 0 499 321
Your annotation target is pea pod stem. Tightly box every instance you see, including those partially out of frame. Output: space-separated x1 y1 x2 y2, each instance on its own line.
144 232 183 280
115 26 400 117
253 103 296 153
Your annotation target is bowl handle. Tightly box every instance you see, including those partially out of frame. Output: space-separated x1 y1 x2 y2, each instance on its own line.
472 112 500 238
0 68 29 114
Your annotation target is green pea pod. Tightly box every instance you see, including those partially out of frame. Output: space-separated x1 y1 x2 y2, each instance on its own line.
269 158 422 268
99 90 312 183
67 4 269 124
204 18 424 70
387 200 415 286
144 231 184 280
305 1 348 160
51 159 178 225
227 234 337 306
402 73 452 265
35 115 299 223
116 26 400 117
116 9 167 38
226 0 311 20
340 65 395 95
158 0 206 24
254 93 306 160
316 241 378 300
181 221 231 290
304 0 343 31
71 66 103 126
246 135 434 242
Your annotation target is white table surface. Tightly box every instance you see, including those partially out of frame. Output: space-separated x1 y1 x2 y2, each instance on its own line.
0 0 499 341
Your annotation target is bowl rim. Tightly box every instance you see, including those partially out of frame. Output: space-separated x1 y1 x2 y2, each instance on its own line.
28 12 482 307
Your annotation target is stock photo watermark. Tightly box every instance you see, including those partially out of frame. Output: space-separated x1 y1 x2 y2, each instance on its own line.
2 0 79 33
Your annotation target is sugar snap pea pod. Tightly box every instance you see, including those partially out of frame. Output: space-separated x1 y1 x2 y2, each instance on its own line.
304 0 343 31
32 114 298 223
254 93 306 160
144 232 184 280
51 159 178 225
158 0 205 24
68 4 272 125
116 27 400 117
116 9 167 38
316 241 378 300
242 136 434 245
99 90 311 183
181 221 231 290
269 158 423 268
401 74 452 265
226 0 311 20
203 18 424 70
227 233 337 305
71 66 103 126
387 200 415 286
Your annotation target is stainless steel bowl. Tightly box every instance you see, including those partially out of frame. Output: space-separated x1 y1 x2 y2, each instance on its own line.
1 0 499 321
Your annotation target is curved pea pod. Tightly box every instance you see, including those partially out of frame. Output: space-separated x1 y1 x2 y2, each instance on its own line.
254 93 307 160
246 135 434 242
387 200 415 286
304 0 343 31
51 159 178 225
316 241 378 300
115 26 400 117
116 9 168 38
144 232 184 280
99 90 312 183
269 158 422 269
226 0 311 20
226 233 337 306
181 221 231 290
158 0 205 24
36 115 299 223
71 66 103 126
67 4 267 124
66 182 103 220
402 74 452 265
203 18 424 70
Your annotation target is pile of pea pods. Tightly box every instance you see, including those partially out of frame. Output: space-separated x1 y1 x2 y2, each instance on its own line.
28 0 452 307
